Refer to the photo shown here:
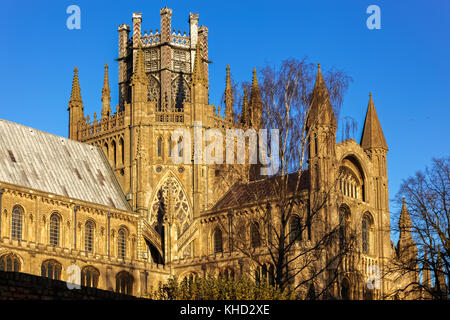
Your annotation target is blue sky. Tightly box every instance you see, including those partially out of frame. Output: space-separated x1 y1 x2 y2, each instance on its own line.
1 0 449 229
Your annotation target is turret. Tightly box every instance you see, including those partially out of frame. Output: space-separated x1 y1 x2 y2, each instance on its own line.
117 24 130 108
160 8 173 111
68 67 85 140
361 93 391 294
198 25 209 80
306 63 337 191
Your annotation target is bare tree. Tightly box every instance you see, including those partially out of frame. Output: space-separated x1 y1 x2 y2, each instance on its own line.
386 156 449 299
213 58 357 299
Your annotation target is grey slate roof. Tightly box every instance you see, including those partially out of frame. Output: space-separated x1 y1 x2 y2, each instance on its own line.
0 119 130 211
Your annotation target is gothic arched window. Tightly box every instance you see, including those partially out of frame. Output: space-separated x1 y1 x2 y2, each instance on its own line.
168 138 172 157
250 222 261 248
0 254 21 272
118 228 127 259
112 140 117 166
11 206 23 240
341 278 351 300
290 216 302 243
213 227 223 254
116 271 133 295
49 213 60 246
178 137 183 157
339 206 350 251
85 221 94 253
41 260 62 280
157 137 163 157
119 138 124 165
104 143 109 160
81 266 100 288
362 214 373 255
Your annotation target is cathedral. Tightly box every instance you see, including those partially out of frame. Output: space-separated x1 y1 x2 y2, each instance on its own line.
0 8 421 299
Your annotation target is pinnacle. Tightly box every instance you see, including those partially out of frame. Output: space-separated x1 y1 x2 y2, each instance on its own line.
225 65 233 118
193 42 206 85
131 41 147 85
102 62 111 116
102 63 110 92
69 66 82 104
251 68 258 88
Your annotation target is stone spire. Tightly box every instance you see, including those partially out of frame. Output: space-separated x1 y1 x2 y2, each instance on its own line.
131 41 147 86
192 42 207 86
249 68 262 129
101 63 112 118
361 92 388 151
224 64 233 121
69 67 83 106
397 198 417 261
399 197 412 232
306 63 337 129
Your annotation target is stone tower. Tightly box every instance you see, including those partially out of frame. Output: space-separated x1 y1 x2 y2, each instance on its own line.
66 9 240 272
306 64 339 295
360 93 391 295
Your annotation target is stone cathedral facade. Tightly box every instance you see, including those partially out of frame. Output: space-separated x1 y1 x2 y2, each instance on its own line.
0 8 421 299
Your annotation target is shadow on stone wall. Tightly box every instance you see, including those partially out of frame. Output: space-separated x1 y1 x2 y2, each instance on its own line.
0 271 142 300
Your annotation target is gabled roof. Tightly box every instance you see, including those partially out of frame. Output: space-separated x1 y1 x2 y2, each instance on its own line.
0 119 130 211
211 171 310 211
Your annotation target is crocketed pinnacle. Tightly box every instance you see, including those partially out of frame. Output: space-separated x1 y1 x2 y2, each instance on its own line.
131 41 147 86
251 68 258 89
69 67 83 104
192 42 207 86
249 68 262 129
361 92 388 151
101 63 111 116
102 63 111 98
240 88 250 126
225 64 233 119
249 68 261 104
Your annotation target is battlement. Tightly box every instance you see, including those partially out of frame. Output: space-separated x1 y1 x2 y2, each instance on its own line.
78 110 125 140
